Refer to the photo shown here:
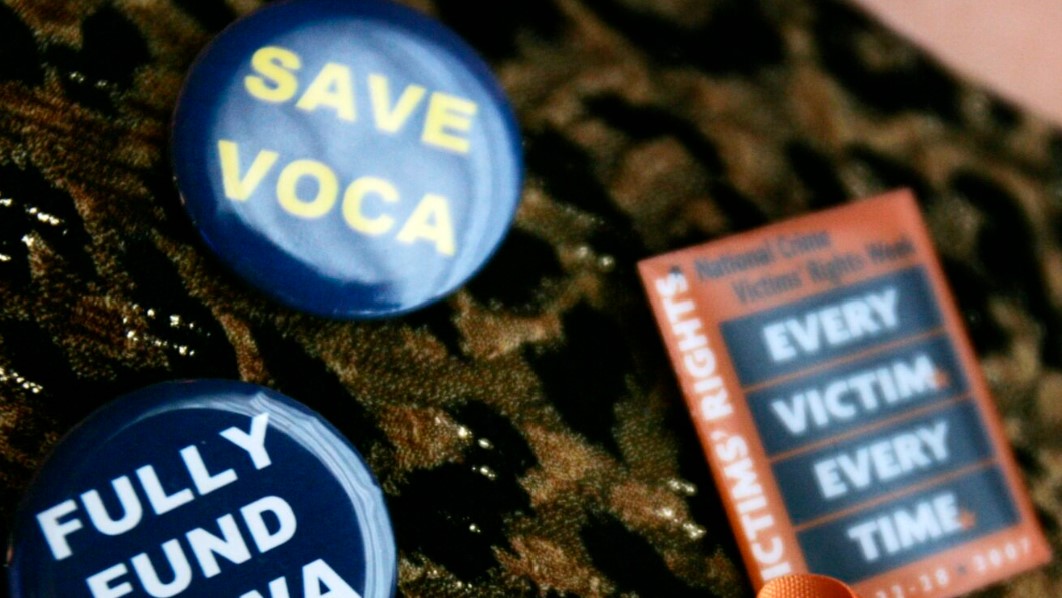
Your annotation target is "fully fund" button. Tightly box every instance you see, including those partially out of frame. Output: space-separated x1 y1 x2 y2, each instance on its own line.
7 380 396 598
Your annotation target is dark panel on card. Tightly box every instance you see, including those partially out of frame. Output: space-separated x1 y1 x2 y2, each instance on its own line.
746 335 967 455
721 267 943 387
773 400 994 524
798 467 1019 583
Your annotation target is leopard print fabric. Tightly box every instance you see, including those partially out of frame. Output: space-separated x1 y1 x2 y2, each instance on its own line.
1 1 1060 596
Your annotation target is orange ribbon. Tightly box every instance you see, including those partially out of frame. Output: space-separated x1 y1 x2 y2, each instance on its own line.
758 574 860 598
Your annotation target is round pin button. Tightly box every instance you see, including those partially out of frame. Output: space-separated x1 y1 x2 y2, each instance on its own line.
7 380 395 598
172 0 523 318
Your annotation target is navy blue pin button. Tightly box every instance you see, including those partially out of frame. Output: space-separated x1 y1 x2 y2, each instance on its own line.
172 0 523 319
7 380 396 598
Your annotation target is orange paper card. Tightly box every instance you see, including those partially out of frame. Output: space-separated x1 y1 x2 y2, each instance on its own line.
638 190 1050 598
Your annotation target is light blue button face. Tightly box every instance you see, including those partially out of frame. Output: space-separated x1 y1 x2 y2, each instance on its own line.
172 0 523 318
7 380 396 598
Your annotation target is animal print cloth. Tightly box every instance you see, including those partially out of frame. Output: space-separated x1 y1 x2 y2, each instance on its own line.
0 0 1059 596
